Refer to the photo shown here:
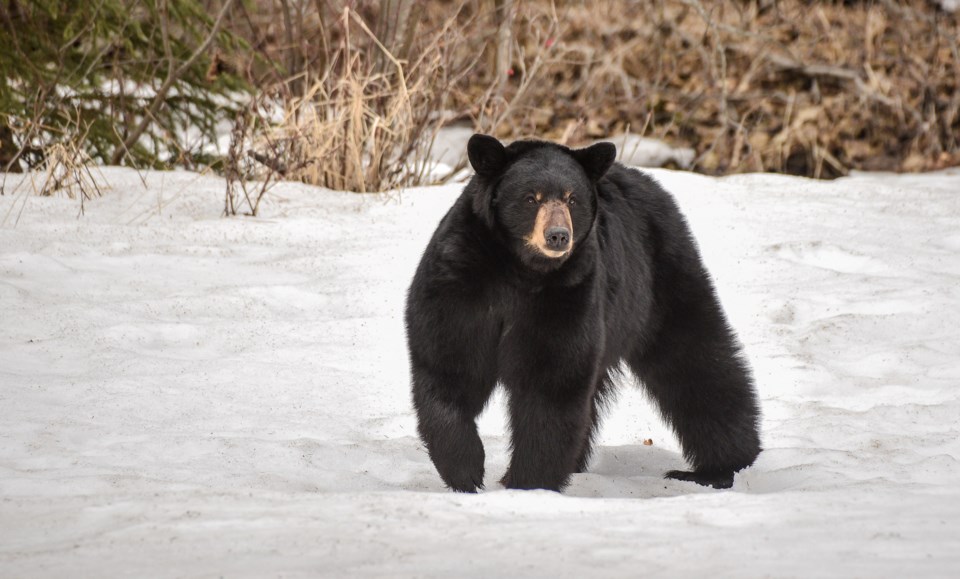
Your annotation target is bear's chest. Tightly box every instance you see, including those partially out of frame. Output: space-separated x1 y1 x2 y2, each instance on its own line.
491 279 604 348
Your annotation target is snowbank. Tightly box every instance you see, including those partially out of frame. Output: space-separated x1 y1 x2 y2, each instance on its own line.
1 166 959 577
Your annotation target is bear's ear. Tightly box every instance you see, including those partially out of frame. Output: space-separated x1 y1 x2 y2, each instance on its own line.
467 134 507 177
573 142 617 183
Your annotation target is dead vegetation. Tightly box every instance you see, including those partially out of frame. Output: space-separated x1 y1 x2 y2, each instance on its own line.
5 0 958 203
227 2 482 197
443 0 960 178
231 0 958 185
0 124 105 225
0 0 248 174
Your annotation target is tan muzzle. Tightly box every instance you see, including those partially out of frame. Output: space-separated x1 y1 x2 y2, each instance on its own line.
525 200 573 258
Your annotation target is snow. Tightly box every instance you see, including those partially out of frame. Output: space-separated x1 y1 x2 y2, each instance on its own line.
428 127 696 173
602 133 696 169
937 0 959 12
2 165 960 577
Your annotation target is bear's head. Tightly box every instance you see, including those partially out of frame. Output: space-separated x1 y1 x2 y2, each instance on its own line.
467 134 616 272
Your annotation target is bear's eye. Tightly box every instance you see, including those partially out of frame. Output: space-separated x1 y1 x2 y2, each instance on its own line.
568 196 577 206
525 195 537 205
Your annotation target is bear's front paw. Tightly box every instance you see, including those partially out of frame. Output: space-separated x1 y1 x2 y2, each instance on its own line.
665 469 734 489
432 436 485 493
439 465 484 493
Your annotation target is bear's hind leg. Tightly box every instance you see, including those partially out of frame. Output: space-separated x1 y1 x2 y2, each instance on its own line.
629 322 761 489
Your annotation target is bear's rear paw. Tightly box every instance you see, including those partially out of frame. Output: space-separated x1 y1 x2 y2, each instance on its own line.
665 469 734 489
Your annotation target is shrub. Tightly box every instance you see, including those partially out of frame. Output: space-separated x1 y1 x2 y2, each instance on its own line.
0 0 248 173
446 0 960 177
228 1 485 197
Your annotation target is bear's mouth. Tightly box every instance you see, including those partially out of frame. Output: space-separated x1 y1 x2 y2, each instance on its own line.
524 242 570 259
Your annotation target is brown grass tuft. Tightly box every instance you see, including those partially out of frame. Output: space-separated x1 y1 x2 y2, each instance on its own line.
236 4 479 195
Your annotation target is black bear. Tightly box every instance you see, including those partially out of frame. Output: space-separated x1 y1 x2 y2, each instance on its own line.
405 134 761 493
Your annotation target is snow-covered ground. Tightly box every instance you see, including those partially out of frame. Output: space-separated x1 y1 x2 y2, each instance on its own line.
1 166 959 577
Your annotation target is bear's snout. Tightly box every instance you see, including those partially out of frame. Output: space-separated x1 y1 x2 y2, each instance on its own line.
525 200 574 258
545 227 570 251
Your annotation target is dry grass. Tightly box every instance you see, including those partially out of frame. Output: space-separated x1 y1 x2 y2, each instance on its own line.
36 110 107 205
234 4 480 194
1 128 105 225
34 142 104 205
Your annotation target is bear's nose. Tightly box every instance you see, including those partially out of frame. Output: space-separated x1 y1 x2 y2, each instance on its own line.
545 227 570 251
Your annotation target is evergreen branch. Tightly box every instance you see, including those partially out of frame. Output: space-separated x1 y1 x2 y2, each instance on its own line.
110 0 236 165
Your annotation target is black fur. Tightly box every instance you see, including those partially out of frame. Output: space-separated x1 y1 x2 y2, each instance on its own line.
405 134 761 493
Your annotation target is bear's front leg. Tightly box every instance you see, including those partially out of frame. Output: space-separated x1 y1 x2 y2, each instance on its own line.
412 364 495 493
501 387 593 491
